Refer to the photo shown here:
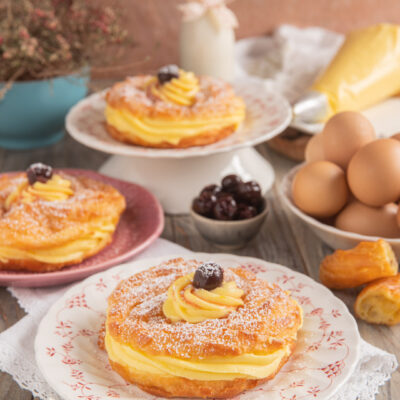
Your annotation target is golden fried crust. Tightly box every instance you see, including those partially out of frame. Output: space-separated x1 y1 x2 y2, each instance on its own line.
106 75 243 119
0 172 126 272
106 258 302 359
104 75 245 149
106 123 237 149
108 342 296 399
319 240 398 289
355 274 400 325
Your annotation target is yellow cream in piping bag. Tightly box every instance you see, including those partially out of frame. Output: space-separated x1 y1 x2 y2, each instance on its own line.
311 24 400 119
163 273 244 323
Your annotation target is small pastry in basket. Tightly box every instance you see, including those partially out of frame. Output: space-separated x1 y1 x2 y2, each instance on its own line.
103 258 303 398
0 163 126 272
319 240 398 289
355 274 400 325
105 65 246 149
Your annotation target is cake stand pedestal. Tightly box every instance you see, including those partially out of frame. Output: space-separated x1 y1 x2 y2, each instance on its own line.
66 77 291 214
99 147 275 214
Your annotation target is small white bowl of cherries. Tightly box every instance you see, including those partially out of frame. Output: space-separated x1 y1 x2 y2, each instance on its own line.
190 174 269 249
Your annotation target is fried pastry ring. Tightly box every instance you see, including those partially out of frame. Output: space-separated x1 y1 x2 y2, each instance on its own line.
105 72 246 149
355 274 400 325
0 171 126 272
104 258 303 398
319 240 398 289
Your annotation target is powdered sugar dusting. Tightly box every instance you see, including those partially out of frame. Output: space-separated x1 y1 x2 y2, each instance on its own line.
107 257 302 359
0 171 125 250
106 74 242 118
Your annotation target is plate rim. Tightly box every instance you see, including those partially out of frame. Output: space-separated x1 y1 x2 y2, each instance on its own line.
35 252 361 400
0 169 165 286
66 77 292 159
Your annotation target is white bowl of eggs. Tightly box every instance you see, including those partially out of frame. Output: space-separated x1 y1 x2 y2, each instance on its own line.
280 111 400 256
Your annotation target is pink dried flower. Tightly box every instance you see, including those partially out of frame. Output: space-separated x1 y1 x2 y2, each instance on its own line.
34 8 46 18
19 27 30 39
0 0 127 82
3 51 11 59
45 20 58 30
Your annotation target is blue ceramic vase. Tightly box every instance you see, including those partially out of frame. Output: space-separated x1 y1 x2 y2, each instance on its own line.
0 70 89 149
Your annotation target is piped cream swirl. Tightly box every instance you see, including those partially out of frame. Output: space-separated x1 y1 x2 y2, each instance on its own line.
163 273 244 323
151 69 200 106
5 174 74 210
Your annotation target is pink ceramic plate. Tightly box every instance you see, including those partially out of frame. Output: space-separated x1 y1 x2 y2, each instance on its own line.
0 169 164 287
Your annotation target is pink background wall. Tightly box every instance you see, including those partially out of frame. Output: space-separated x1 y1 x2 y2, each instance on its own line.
95 0 400 78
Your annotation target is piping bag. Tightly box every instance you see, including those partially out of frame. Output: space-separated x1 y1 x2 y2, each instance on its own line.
293 24 400 123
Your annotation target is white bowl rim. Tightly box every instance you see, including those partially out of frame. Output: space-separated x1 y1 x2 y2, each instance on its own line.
280 163 400 243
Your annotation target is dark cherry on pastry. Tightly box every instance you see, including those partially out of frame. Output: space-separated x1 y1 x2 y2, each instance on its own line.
26 163 53 185
157 64 180 84
193 262 224 290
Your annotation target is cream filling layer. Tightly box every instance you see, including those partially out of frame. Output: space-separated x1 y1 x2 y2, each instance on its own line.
0 223 115 264
105 331 290 381
105 105 245 145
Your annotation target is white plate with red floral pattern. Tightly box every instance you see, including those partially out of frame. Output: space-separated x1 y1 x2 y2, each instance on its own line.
35 254 360 400
66 77 291 159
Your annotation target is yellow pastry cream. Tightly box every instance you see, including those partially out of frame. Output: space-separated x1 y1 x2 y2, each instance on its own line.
105 66 246 146
105 330 291 381
105 265 298 382
5 174 73 210
163 273 244 323
0 221 115 264
151 69 200 106
0 166 118 265
312 24 400 119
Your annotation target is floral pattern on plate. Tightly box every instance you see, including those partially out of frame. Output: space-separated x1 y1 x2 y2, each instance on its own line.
35 254 360 400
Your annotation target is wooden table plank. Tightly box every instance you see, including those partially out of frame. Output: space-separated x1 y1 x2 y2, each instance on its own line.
0 139 398 399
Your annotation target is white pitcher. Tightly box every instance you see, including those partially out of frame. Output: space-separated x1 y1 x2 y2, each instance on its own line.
179 1 238 82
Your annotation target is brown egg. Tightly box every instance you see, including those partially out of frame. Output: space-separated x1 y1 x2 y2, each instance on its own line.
292 161 349 218
391 132 400 142
322 111 376 169
305 133 325 163
397 206 400 227
347 138 400 207
335 201 400 238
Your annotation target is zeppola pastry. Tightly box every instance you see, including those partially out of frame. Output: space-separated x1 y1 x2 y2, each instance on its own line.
104 258 302 398
0 163 126 272
319 240 398 289
355 274 400 325
105 64 246 148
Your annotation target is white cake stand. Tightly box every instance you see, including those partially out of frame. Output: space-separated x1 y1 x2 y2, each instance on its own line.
66 78 291 214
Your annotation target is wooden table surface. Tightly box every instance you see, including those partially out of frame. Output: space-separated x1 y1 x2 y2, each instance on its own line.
0 135 398 399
